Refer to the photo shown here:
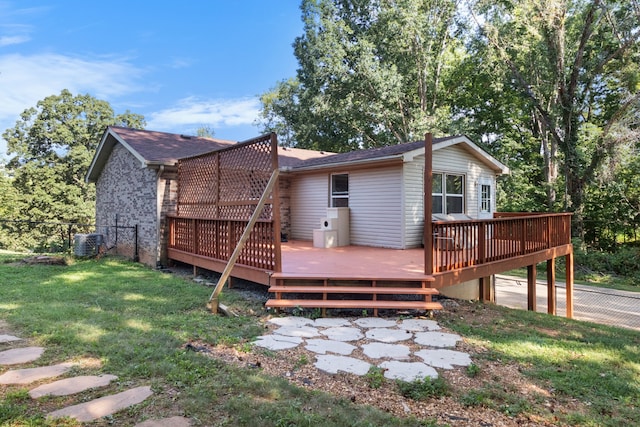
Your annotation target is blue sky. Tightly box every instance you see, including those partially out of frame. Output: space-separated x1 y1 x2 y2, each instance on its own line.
0 1 304 157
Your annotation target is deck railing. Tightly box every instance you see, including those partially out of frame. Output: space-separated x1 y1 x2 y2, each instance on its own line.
167 216 277 270
432 213 572 273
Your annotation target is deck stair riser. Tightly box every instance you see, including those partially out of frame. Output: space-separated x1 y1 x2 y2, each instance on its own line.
266 277 441 315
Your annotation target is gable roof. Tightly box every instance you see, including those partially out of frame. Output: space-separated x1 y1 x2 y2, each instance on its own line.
289 135 509 174
86 127 333 183
86 127 236 182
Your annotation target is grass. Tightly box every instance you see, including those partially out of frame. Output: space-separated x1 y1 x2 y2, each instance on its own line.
0 253 638 426
439 302 640 425
0 254 432 426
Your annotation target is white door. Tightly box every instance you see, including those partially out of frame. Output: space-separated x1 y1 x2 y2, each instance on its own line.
477 177 494 219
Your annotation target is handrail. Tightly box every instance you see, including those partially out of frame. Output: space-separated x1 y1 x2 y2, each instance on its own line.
432 213 572 273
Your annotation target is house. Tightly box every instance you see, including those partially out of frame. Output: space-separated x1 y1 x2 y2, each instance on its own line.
87 128 574 317
282 136 509 250
85 127 330 266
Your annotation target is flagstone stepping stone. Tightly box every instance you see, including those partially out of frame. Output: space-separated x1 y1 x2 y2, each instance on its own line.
268 317 314 328
48 385 153 422
313 318 351 327
365 328 412 343
29 374 118 398
361 342 410 360
135 416 191 427
320 326 363 342
398 319 441 332
0 346 45 365
353 317 397 328
305 339 356 355
253 334 303 350
0 334 22 343
378 361 438 382
273 325 320 338
415 349 473 369
0 362 76 385
315 354 371 376
414 331 461 348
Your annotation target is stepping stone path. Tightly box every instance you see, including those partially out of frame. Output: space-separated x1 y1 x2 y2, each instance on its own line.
0 332 174 424
254 316 472 382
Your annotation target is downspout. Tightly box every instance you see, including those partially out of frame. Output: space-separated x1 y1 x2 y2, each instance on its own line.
155 165 165 267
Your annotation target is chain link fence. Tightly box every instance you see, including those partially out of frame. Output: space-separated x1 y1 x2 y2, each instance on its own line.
0 219 138 261
495 274 640 331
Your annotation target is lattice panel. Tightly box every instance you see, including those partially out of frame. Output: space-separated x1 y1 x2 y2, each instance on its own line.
176 134 275 220
177 154 219 218
219 141 271 198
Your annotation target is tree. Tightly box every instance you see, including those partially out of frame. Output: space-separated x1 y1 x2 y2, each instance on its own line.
2 89 145 249
464 0 640 237
196 125 216 138
258 0 464 152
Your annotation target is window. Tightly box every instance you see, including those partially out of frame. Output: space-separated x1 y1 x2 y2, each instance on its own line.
331 173 349 207
480 184 491 213
432 173 464 214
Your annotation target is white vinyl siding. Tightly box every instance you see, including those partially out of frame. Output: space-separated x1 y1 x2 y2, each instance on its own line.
349 166 403 248
432 145 495 217
290 173 328 241
403 156 425 248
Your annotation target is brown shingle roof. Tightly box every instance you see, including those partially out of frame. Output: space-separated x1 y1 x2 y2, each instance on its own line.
291 137 453 170
109 126 237 164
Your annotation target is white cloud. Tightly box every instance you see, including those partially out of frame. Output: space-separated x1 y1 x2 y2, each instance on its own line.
146 96 261 131
0 52 145 157
0 35 28 46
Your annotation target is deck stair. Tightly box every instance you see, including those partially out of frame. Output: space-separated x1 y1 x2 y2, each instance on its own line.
266 276 442 316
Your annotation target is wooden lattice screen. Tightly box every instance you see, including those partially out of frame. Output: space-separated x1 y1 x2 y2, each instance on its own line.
177 134 276 220
168 133 281 272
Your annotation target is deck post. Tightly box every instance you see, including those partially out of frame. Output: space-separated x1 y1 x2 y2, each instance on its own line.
565 251 574 319
479 276 493 303
424 133 433 275
527 264 537 311
547 258 556 315
270 133 283 273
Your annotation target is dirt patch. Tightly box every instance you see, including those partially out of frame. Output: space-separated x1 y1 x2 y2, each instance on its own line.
186 302 573 426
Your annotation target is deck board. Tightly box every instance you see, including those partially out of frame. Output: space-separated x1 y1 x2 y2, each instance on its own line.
274 241 430 281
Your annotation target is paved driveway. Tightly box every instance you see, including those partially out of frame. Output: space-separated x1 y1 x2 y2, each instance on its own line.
495 275 640 331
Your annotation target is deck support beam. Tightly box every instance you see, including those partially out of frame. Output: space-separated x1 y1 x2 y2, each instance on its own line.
527 264 537 311
547 258 556 315
565 251 574 319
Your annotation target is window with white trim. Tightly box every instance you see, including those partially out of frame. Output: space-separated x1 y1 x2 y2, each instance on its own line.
480 184 491 214
432 173 464 214
331 173 349 207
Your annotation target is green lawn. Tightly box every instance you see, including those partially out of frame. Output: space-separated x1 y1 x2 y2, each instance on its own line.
0 253 638 426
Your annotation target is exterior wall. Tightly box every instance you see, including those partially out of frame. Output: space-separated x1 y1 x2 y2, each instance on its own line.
349 166 403 248
289 166 404 248
290 173 328 241
432 145 497 218
95 144 159 266
403 156 425 248
158 171 178 266
278 176 292 240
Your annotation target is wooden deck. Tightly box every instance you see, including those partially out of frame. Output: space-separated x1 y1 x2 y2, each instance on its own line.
275 241 430 281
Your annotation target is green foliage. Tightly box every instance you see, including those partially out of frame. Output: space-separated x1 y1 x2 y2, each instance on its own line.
1 90 145 251
574 245 640 282
396 376 449 400
466 363 481 378
462 0 640 238
365 366 386 389
258 0 464 152
459 384 532 416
